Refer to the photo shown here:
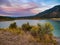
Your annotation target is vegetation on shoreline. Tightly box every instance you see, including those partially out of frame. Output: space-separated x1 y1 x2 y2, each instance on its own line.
0 22 57 45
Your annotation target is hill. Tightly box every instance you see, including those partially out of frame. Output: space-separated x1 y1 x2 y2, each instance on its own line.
35 5 60 18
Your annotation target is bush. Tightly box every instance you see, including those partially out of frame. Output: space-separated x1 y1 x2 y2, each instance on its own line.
30 23 54 42
21 22 31 31
44 22 54 34
9 22 17 29
31 26 39 36
30 23 42 39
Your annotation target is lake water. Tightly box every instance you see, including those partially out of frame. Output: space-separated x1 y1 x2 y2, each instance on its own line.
0 20 60 37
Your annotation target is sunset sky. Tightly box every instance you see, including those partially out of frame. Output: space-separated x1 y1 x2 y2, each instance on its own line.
0 0 60 17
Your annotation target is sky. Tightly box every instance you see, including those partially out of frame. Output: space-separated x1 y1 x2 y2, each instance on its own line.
0 0 60 17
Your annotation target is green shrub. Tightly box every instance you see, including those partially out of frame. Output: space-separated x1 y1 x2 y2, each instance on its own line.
44 22 54 34
9 22 17 29
21 22 31 31
30 23 54 42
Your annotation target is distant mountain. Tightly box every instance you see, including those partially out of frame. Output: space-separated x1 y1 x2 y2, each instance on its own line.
34 5 60 18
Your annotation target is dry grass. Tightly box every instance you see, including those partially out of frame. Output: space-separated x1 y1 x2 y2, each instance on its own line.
0 28 57 45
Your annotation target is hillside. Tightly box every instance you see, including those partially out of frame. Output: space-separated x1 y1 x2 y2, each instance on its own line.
35 5 60 18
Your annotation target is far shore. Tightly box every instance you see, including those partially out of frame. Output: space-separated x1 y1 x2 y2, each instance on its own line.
0 18 60 22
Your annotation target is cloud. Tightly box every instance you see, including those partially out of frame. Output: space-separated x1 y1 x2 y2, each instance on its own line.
0 2 54 17
0 0 11 6
0 3 38 16
0 14 11 16
30 6 52 14
20 3 38 9
1 3 38 11
30 8 42 14
0 0 59 17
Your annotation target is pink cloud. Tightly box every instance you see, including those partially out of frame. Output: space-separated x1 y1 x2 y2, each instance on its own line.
1 3 38 12
0 14 11 16
0 2 51 16
30 8 42 14
30 6 52 14
0 3 39 16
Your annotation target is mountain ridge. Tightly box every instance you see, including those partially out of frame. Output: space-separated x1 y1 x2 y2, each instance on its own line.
35 5 60 18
